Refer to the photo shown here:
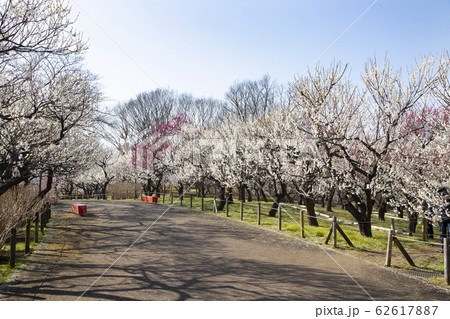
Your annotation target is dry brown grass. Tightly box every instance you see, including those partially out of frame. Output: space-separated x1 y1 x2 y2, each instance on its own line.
0 184 46 248
109 181 141 199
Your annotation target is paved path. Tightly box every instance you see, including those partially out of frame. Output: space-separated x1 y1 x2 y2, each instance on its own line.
0 200 448 301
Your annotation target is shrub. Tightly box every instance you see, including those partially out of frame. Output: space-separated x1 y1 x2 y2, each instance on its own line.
0 184 46 248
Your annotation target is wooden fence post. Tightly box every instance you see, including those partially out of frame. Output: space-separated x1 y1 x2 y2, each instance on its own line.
40 212 45 235
278 206 282 230
332 216 337 248
390 218 395 232
42 210 46 229
393 236 416 267
325 224 333 245
35 212 39 243
171 192 174 204
25 219 31 254
444 237 449 285
226 198 229 217
41 210 45 228
190 194 193 208
257 203 261 226
386 229 394 267
201 195 204 211
240 200 244 220
300 209 305 239
180 195 183 206
335 223 354 247
10 228 16 268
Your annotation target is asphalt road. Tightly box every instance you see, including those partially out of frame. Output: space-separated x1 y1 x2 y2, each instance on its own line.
0 200 448 301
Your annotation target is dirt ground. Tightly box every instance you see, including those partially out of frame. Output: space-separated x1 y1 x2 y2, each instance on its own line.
0 200 449 301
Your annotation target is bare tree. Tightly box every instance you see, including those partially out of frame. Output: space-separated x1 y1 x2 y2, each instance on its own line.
104 89 177 154
177 93 225 128
224 74 281 122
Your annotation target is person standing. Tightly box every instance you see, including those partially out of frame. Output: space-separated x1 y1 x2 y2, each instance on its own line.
437 187 450 253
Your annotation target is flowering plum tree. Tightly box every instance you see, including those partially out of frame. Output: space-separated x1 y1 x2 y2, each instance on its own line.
0 55 100 196
72 145 121 199
293 58 435 237
131 114 188 196
0 0 85 56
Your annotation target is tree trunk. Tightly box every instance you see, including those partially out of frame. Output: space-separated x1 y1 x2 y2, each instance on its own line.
178 183 184 200
155 184 162 197
397 206 404 219
144 178 152 195
38 168 54 199
305 196 319 226
38 170 43 193
154 179 162 197
269 194 283 217
358 219 372 237
68 182 74 196
226 187 233 202
408 211 418 235
260 186 268 202
338 192 345 209
217 185 226 211
286 192 294 203
246 187 252 202
269 182 287 217
326 188 335 212
378 198 387 221
238 184 246 202
272 179 278 197
343 194 373 237
101 184 107 200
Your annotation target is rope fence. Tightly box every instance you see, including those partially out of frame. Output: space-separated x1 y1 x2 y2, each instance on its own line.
59 191 444 238
161 193 449 284
57 191 450 285
60 191 443 238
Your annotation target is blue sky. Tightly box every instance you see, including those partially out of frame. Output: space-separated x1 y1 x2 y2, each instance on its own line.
69 0 450 108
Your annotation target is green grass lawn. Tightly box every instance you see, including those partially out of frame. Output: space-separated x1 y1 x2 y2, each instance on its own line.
162 194 447 286
55 194 450 288
0 219 47 285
